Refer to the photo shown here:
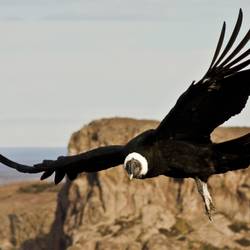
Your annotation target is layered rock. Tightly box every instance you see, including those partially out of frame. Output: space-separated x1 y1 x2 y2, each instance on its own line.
50 118 250 250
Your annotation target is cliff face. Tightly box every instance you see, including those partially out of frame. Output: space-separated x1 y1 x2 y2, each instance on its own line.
50 118 250 250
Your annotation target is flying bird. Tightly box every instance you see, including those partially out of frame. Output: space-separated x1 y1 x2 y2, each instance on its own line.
0 9 249 220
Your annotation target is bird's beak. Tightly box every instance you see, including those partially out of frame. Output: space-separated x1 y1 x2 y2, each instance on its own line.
129 174 133 180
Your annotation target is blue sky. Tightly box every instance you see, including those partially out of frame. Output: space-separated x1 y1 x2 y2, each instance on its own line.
0 1 249 146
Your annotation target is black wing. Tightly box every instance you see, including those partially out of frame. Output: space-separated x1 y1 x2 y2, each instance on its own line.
157 9 250 143
0 145 127 184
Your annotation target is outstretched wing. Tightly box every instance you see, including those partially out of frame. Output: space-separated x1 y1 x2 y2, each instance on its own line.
157 9 250 143
0 145 127 184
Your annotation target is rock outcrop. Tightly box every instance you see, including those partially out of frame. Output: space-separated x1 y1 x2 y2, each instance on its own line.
49 118 250 250
0 182 60 250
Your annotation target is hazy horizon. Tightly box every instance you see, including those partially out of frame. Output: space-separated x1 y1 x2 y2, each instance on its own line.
0 147 66 184
0 1 249 147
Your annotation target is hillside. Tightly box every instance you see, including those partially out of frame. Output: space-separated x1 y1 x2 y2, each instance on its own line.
0 181 61 250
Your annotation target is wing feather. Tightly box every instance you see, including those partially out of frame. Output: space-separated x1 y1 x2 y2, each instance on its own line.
0 145 126 184
207 21 226 70
157 9 250 142
211 9 243 68
225 59 250 75
224 49 250 69
220 29 250 68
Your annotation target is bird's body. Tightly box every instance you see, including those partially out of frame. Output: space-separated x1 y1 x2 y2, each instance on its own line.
124 127 250 181
123 129 212 179
0 9 249 219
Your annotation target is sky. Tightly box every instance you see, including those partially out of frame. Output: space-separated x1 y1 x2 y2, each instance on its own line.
0 0 249 147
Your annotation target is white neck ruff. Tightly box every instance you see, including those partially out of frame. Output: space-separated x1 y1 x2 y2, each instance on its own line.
124 152 148 176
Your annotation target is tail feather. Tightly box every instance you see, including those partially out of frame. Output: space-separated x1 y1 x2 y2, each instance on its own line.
215 133 250 153
214 133 250 174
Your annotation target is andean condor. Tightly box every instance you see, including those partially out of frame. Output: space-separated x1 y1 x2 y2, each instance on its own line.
0 9 250 220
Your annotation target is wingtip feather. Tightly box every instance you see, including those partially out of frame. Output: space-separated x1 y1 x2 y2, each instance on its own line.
54 170 65 184
207 21 226 71
40 170 54 180
212 9 243 68
204 8 249 79
67 172 78 181
239 8 243 17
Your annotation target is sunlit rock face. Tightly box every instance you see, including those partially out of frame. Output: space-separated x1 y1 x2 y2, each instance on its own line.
50 118 250 250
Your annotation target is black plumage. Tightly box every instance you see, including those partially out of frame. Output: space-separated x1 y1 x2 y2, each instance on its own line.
0 9 249 219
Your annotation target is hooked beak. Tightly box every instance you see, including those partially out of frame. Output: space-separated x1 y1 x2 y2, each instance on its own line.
129 174 133 180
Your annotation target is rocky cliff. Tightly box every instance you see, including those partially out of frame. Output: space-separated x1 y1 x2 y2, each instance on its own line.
49 118 250 250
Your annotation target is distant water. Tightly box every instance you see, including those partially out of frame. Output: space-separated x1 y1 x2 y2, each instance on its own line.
0 147 66 185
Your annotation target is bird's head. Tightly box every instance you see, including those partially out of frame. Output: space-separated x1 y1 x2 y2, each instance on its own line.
124 152 148 180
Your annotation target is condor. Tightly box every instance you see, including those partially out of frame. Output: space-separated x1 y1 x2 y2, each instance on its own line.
1 9 249 220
